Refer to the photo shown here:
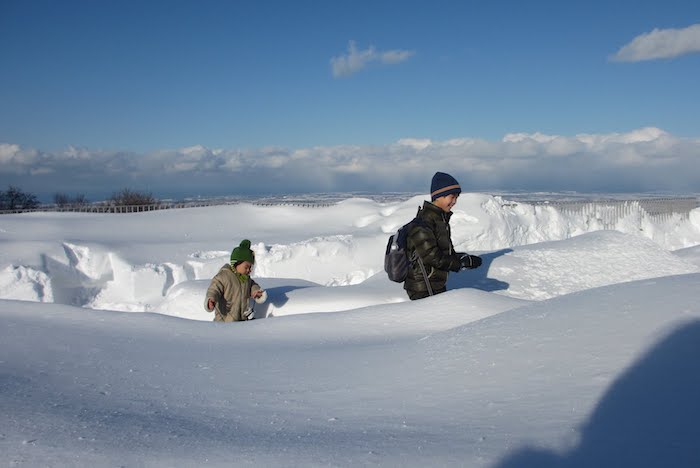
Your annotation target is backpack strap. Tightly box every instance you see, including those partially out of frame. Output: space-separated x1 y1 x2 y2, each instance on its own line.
414 252 433 296
407 208 433 296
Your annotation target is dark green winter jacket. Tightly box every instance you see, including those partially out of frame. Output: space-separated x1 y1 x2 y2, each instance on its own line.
404 201 463 298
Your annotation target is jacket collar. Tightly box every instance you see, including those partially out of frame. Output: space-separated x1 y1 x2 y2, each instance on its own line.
422 200 453 221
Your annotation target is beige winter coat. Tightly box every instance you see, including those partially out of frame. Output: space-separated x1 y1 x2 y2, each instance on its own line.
204 264 262 322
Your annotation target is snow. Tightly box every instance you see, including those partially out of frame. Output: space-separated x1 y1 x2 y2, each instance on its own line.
1 193 700 467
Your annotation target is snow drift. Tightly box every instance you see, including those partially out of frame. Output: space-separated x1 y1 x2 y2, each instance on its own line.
1 193 700 466
1 194 698 318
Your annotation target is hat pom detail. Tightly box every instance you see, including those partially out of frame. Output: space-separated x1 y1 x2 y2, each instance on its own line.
240 239 251 249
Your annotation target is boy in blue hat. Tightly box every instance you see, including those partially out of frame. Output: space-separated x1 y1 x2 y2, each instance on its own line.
404 172 482 300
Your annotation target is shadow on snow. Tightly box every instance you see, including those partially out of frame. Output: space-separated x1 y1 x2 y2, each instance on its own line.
494 319 700 468
448 248 512 293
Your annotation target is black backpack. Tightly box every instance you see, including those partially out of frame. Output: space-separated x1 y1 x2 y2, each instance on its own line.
384 214 433 295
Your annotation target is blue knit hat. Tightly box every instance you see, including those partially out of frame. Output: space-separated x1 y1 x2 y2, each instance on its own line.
430 172 461 201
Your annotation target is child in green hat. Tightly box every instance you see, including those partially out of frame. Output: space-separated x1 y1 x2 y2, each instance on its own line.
204 239 267 322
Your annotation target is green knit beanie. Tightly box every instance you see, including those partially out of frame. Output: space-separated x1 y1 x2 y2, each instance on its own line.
230 239 255 266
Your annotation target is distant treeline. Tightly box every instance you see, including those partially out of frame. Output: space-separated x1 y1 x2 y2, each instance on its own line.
0 186 40 210
0 186 158 211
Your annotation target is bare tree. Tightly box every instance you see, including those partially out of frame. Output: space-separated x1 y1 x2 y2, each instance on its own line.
54 193 88 207
109 189 158 207
0 186 40 210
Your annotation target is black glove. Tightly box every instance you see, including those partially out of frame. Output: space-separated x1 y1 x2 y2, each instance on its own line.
460 254 482 269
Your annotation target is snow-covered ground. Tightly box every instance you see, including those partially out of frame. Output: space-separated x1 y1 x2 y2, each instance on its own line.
2 193 700 467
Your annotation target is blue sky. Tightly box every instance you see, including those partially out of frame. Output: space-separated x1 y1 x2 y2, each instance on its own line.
1 0 700 199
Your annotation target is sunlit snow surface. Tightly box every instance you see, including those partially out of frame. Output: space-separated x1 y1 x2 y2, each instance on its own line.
2 193 700 467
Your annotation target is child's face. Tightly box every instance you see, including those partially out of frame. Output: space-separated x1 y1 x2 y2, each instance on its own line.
434 193 459 212
235 261 253 275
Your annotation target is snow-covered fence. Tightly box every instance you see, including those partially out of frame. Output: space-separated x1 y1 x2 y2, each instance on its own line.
0 200 336 214
2 195 697 218
0 202 217 214
532 197 699 230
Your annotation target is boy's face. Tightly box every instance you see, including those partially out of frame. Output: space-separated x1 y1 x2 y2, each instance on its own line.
434 193 459 212
235 261 253 275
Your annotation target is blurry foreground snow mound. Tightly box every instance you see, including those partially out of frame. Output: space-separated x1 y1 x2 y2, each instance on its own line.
2 273 700 467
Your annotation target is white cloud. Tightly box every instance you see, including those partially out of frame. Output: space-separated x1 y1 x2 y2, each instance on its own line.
611 23 700 62
396 138 433 150
380 49 415 64
330 41 415 78
503 132 558 144
2 127 699 198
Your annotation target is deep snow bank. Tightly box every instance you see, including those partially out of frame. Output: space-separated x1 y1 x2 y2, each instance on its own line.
452 230 700 301
0 195 698 317
2 273 700 467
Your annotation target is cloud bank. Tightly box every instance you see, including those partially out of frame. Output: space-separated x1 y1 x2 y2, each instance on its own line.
330 40 415 78
2 127 699 200
611 23 700 62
